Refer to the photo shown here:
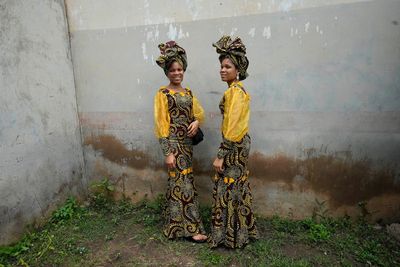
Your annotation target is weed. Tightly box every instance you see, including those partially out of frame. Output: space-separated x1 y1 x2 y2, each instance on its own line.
1 196 399 266
0 234 32 262
198 248 231 266
357 201 371 224
312 198 329 222
271 215 301 234
50 197 78 224
89 177 116 209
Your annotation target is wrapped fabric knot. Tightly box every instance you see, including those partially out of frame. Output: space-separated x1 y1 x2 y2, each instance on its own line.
212 35 249 80
156 41 187 75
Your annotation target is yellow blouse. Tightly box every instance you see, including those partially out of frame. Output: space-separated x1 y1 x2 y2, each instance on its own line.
221 81 250 142
154 87 205 138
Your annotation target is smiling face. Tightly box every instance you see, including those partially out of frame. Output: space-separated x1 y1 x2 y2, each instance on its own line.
219 57 239 84
167 61 184 86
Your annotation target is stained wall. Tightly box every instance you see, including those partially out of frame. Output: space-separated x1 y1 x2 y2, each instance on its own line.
0 0 86 244
66 0 400 222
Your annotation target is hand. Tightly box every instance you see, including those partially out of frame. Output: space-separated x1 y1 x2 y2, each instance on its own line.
187 120 199 137
213 157 224 173
165 153 176 169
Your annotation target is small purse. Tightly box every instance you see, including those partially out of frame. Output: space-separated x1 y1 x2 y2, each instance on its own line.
192 127 204 145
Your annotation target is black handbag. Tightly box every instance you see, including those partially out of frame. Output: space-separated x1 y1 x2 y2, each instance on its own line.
192 127 204 145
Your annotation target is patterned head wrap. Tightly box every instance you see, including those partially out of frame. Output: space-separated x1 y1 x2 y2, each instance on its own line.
212 35 249 80
156 41 187 75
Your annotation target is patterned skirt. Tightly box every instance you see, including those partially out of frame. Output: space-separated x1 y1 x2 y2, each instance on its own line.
208 134 258 248
163 139 205 239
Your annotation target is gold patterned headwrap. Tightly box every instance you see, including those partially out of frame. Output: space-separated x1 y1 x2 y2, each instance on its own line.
156 41 187 75
212 35 249 80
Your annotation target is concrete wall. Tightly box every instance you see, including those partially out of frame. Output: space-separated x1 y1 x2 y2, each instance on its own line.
66 0 400 222
0 0 86 245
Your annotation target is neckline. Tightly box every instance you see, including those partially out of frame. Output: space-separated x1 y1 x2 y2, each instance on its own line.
229 81 243 88
161 86 190 95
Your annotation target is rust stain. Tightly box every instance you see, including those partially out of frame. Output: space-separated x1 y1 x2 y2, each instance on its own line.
192 157 214 177
249 151 400 207
250 152 297 184
84 134 163 170
84 134 399 211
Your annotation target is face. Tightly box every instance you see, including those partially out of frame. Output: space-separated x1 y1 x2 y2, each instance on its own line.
220 57 238 83
167 61 184 85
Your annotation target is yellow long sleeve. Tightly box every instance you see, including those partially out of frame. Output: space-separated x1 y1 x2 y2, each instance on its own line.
193 95 205 124
222 85 250 142
154 90 170 138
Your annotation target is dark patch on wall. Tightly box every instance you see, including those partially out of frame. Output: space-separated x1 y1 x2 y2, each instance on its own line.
84 134 163 170
249 151 400 207
84 134 399 209
193 157 214 177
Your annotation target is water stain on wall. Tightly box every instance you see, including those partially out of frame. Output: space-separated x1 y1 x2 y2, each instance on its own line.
85 134 399 210
250 151 400 207
84 134 163 170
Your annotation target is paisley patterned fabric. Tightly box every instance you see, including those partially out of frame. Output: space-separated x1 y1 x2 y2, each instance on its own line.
155 87 206 239
209 84 258 248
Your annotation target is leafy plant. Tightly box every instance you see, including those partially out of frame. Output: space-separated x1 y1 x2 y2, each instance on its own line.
89 177 116 209
312 198 329 222
51 197 78 224
0 235 32 262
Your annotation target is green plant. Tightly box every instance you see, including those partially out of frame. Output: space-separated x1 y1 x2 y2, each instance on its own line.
198 248 230 266
302 218 332 242
90 177 116 208
0 235 32 262
312 198 329 222
309 223 331 242
51 197 78 224
1 195 399 266
271 215 301 234
143 193 164 214
357 201 371 224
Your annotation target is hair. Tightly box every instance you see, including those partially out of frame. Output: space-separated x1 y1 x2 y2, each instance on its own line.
219 54 235 66
165 59 183 73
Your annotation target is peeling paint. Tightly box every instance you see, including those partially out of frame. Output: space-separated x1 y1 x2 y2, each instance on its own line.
141 42 148 61
178 25 185 39
167 24 177 40
279 0 303 12
248 27 256 37
305 22 310 32
263 26 271 39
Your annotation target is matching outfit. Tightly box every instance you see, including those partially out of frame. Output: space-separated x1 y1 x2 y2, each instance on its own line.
154 37 257 248
208 81 258 248
154 87 206 239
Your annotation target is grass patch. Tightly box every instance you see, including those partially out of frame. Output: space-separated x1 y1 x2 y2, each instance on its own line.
1 195 399 267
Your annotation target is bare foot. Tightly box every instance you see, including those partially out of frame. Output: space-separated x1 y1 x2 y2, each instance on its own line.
192 234 207 242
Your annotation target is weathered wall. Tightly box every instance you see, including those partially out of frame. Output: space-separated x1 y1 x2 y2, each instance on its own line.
66 0 400 222
0 0 86 245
